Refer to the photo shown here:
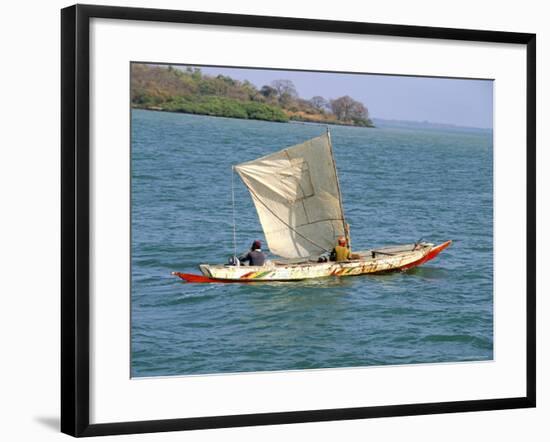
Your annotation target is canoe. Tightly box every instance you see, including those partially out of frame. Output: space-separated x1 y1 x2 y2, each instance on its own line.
173 240 451 283
172 131 452 284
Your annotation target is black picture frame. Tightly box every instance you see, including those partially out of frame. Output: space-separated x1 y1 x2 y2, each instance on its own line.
61 4 536 437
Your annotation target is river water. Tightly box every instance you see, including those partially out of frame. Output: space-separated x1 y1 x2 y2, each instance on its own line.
131 109 493 377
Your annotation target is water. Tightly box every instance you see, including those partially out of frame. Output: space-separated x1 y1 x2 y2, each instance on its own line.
131 109 493 377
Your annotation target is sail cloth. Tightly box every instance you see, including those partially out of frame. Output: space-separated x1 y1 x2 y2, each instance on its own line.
235 133 347 259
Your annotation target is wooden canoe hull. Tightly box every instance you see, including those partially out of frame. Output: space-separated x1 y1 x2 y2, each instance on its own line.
173 241 451 283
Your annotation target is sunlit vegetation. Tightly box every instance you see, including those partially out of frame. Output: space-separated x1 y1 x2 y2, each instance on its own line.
131 64 374 127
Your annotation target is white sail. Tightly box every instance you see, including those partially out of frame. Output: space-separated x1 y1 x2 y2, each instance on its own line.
234 132 346 259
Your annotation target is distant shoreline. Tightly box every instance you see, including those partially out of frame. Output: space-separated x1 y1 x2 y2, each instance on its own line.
132 105 377 128
131 64 375 128
133 107 492 134
373 118 493 133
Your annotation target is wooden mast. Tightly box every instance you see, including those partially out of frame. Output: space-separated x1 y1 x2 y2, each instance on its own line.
326 127 351 250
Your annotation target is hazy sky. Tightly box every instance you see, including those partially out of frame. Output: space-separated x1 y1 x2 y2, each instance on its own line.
187 65 493 129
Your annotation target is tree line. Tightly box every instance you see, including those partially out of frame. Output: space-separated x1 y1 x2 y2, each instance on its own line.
131 64 374 127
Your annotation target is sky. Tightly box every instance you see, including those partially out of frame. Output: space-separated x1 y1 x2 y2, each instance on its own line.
186 65 493 129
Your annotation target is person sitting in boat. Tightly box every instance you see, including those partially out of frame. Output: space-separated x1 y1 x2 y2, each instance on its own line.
238 240 266 266
330 236 352 262
331 236 351 262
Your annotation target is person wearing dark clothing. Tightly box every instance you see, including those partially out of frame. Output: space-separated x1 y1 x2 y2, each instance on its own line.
239 240 266 266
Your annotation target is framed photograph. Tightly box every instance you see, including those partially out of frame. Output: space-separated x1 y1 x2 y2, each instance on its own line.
61 4 536 437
